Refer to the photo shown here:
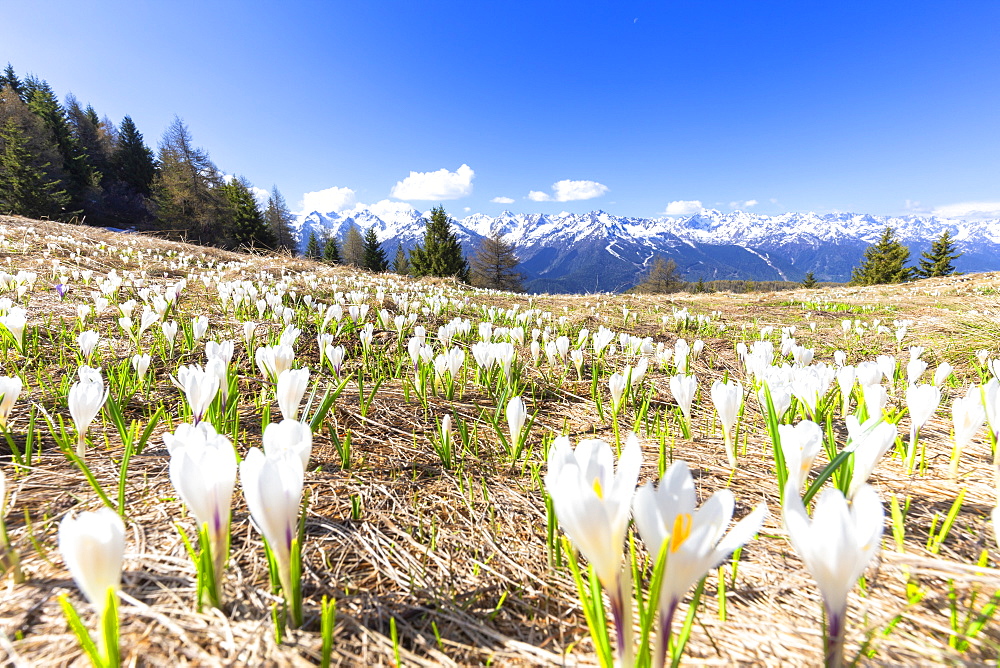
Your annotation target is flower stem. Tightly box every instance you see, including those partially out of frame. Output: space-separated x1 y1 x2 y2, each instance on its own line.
825 607 845 668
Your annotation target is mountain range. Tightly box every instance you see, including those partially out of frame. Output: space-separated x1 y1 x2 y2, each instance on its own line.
292 207 1000 293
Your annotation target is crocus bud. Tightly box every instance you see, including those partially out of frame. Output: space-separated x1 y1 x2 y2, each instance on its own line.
172 364 220 424
0 375 23 428
608 373 627 415
58 507 125 610
68 366 108 457
276 367 310 422
506 396 527 449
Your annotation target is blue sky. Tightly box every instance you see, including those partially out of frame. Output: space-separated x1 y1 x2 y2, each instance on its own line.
3 1 1000 220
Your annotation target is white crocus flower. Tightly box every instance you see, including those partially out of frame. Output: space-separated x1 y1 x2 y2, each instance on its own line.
58 507 126 610
172 364 220 425
778 420 824 493
710 379 743 468
276 367 310 422
77 330 100 361
0 375 23 428
950 388 986 478
783 483 883 668
545 433 641 637
262 419 313 471
845 415 898 498
240 448 303 620
905 383 941 472
669 374 697 434
506 396 527 451
167 422 236 603
68 366 109 457
608 372 627 415
633 461 765 664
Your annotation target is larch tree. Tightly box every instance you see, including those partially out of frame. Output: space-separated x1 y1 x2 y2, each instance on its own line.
471 231 523 291
849 227 912 286
915 229 961 278
635 256 684 294
151 116 233 247
264 186 296 251
391 243 409 275
410 205 469 282
341 224 365 266
362 227 388 272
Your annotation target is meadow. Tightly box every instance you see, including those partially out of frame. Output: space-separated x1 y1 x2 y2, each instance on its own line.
0 215 999 666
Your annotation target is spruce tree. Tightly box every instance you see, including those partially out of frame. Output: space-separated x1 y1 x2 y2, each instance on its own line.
801 271 818 288
26 81 95 217
410 205 469 281
915 229 961 278
849 227 912 286
392 243 410 275
305 231 322 259
222 176 275 250
152 117 233 247
0 65 21 99
471 231 523 291
341 224 365 266
0 84 68 205
0 119 71 217
264 186 296 251
362 227 388 272
112 116 156 196
322 234 340 264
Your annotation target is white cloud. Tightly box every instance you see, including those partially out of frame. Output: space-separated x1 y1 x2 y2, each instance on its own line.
728 199 758 209
930 201 1000 220
491 196 515 204
663 200 703 216
390 164 474 200
299 186 357 214
363 199 417 220
529 179 609 202
463 207 471 212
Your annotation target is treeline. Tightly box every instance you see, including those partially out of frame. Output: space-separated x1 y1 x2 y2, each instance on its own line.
0 63 294 251
632 257 824 294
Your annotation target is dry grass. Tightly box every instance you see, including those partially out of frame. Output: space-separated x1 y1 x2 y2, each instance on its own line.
1 215 1000 665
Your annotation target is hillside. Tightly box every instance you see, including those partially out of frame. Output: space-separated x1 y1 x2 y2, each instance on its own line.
1 215 1000 665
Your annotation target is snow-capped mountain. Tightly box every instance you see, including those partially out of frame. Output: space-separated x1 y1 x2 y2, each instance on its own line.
293 206 1000 293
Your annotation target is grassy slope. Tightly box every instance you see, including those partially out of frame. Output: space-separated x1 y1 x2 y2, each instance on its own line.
0 215 999 665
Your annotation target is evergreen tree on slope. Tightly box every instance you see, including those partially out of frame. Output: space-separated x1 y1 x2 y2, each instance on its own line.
362 227 388 272
849 227 912 286
915 229 961 278
410 205 469 282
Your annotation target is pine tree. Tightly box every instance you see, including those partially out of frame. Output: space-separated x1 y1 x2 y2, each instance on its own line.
635 256 683 294
222 176 275 250
915 229 961 278
362 227 388 272
0 119 71 218
801 271 818 288
341 224 365 266
305 231 322 259
410 205 469 281
322 234 340 264
392 243 410 275
264 186 296 251
849 227 912 286
152 117 233 247
471 231 523 291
